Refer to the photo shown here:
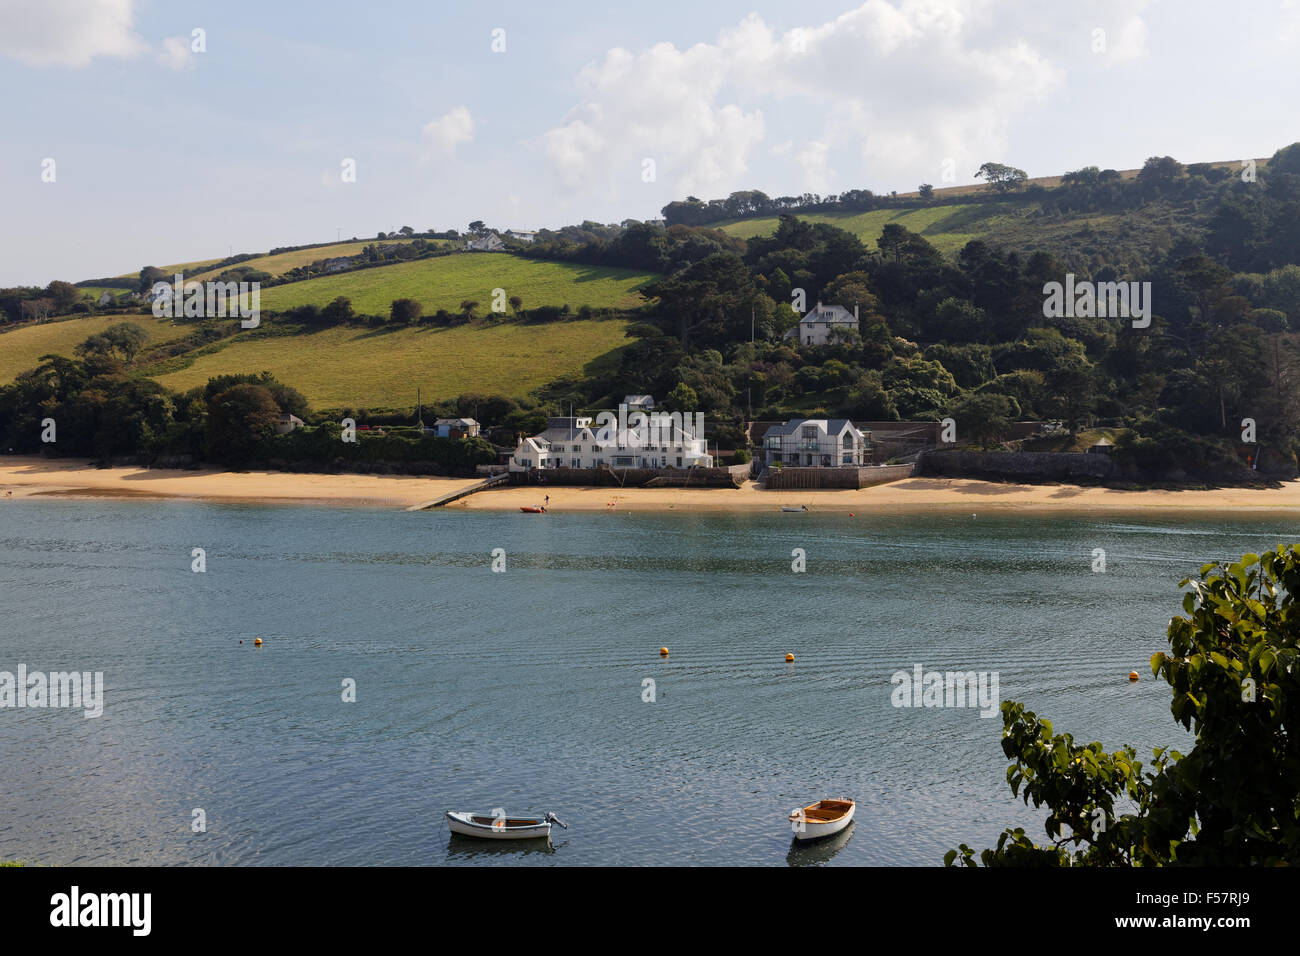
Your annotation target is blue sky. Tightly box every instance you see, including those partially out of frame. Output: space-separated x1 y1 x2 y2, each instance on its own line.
1 0 1297 286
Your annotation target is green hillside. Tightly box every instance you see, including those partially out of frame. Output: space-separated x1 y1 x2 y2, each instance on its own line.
112 256 225 280
0 315 190 383
184 239 454 281
711 193 1208 271
3 249 656 407
255 253 654 316
151 316 632 409
715 203 1019 255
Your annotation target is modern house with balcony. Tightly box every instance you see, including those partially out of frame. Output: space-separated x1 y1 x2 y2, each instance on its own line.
508 415 713 472
763 418 869 468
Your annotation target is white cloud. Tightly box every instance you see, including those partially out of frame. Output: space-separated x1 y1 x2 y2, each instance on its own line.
158 35 193 71
422 107 474 159
774 139 835 193
1103 14 1149 61
543 41 765 198
540 1 1134 199
1283 0 1300 45
0 0 146 66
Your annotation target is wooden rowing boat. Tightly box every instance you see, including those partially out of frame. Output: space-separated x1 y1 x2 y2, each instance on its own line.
519 506 547 513
789 798 854 841
445 810 566 840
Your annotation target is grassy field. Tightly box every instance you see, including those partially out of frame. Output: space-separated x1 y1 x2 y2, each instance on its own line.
111 257 225 280
151 316 633 408
256 253 655 316
100 241 461 284
0 314 190 382
77 286 125 301
714 202 1019 255
184 239 455 281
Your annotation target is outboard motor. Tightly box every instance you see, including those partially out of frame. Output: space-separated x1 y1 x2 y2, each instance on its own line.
545 812 569 830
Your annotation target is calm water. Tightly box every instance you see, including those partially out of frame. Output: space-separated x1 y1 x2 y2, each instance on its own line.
1 501 1296 866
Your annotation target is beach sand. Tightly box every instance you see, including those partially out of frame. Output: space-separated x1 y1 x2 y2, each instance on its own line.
5 456 1300 515
0 457 480 509
449 477 1300 514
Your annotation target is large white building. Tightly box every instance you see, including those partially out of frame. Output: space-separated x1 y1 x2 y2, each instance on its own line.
763 418 869 468
510 415 713 472
785 303 860 346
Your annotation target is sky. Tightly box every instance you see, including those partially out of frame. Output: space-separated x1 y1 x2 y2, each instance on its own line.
1 0 1297 286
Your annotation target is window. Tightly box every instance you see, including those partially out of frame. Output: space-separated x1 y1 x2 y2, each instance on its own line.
801 426 817 439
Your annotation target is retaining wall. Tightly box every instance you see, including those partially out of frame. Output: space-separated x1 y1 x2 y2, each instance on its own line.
919 450 1117 481
763 462 916 489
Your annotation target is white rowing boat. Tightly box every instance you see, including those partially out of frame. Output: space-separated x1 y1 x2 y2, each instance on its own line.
445 810 567 840
789 798 855 841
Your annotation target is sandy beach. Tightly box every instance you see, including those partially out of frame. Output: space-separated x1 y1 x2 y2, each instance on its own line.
450 476 1300 514
5 456 1300 514
0 457 481 509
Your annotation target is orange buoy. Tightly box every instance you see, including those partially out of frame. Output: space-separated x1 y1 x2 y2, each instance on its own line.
254 638 263 646
659 647 669 656
785 653 795 662
1128 670 1139 681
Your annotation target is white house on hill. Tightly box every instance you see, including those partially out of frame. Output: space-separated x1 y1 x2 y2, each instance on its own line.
763 418 868 467
785 303 860 346
509 416 712 472
466 232 505 252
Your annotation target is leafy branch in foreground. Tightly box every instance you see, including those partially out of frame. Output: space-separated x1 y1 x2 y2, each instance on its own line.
947 544 1300 866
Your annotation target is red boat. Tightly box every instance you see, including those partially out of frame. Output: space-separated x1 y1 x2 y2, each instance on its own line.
519 506 547 513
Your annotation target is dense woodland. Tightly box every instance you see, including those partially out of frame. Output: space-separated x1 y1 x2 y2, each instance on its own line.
3 144 1300 479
